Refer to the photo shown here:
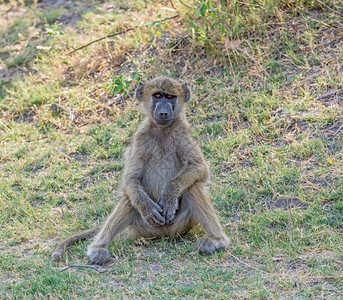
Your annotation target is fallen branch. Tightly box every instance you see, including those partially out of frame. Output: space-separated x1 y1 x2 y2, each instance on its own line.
315 0 343 17
59 264 108 274
169 0 179 11
69 14 180 55
179 0 193 9
69 27 135 54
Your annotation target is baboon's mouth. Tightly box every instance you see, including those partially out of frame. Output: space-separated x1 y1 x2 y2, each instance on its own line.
155 118 173 126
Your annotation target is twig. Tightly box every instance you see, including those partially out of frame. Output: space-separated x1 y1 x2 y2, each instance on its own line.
315 0 343 17
316 88 341 101
333 124 343 137
59 264 108 274
69 27 135 54
0 120 11 131
69 14 179 55
169 0 179 11
189 248 271 275
179 0 192 9
227 251 271 275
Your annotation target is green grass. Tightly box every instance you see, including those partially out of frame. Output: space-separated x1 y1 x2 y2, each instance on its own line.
1 0 342 298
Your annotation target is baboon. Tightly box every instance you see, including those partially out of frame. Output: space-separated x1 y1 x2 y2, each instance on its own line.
52 77 229 265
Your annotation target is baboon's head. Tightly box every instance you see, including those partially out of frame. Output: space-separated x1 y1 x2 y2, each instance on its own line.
135 77 191 127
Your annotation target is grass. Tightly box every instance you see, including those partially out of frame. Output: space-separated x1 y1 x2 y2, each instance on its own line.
1 0 342 298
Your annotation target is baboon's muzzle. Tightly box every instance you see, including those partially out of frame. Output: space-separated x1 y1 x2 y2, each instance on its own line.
154 101 174 126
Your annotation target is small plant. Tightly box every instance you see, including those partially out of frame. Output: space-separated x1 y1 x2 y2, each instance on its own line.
109 75 131 96
108 58 146 97
187 0 229 46
36 23 64 52
147 14 170 46
44 22 64 37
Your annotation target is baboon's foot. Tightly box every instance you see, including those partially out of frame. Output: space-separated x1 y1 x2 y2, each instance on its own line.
87 247 112 265
195 236 230 254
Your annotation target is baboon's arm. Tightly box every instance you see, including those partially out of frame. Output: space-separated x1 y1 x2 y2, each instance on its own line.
157 136 209 223
160 137 209 201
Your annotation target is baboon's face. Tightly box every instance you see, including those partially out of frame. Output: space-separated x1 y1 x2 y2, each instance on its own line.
151 91 177 126
135 77 191 127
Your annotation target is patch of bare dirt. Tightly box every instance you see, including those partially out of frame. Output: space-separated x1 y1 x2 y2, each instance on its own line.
58 11 82 26
219 147 253 175
69 152 89 163
0 64 37 84
267 197 308 210
13 109 37 123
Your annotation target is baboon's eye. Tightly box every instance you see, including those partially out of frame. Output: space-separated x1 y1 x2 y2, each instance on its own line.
154 93 162 98
166 94 175 99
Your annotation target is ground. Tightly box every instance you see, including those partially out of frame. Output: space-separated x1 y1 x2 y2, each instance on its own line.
0 0 342 298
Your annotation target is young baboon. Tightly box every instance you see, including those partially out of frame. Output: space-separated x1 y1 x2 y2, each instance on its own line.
52 77 230 265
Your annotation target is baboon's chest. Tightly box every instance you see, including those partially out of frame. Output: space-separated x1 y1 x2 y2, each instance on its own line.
142 141 181 200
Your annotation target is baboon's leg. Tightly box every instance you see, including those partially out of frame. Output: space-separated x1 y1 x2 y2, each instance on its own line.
186 183 230 254
87 197 136 264
167 196 194 236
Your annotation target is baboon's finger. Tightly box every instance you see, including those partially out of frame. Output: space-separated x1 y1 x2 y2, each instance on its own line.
151 201 163 213
151 209 165 225
164 210 176 224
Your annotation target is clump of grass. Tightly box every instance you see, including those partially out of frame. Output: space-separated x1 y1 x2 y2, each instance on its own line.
42 7 64 24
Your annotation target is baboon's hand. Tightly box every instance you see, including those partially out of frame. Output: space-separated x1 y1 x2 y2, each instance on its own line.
140 200 165 226
157 190 179 224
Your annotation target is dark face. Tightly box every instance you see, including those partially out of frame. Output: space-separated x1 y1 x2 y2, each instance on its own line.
152 92 177 126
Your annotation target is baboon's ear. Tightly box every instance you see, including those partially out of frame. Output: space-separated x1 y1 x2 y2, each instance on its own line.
182 83 191 102
135 81 145 101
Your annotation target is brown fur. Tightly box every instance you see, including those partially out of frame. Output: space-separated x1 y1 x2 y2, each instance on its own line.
52 77 229 265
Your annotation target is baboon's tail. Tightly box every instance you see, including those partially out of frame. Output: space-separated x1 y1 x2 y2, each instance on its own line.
51 226 100 262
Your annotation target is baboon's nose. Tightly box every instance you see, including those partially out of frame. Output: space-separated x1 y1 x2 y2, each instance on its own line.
159 112 169 118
